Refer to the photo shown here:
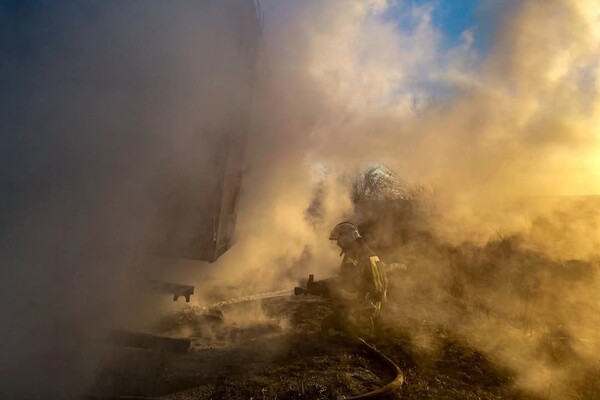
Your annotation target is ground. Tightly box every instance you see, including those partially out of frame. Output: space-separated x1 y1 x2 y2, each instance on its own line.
92 294 546 399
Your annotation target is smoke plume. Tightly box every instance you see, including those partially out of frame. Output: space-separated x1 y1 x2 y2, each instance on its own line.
228 0 600 398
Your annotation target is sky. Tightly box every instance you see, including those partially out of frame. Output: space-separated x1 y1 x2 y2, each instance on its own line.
385 0 485 49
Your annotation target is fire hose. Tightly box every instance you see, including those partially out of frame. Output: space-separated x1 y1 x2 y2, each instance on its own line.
343 336 404 399
294 274 404 399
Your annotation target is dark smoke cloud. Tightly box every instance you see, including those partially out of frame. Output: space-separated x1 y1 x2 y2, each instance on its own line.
0 1 259 398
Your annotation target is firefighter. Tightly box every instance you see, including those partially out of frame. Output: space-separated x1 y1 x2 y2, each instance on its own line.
324 222 388 337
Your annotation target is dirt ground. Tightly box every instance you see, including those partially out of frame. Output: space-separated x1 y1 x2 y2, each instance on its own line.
91 293 549 400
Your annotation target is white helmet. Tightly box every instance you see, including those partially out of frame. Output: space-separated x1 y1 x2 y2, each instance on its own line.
329 222 362 248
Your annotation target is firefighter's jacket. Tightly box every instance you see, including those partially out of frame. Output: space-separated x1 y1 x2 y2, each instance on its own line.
332 241 388 318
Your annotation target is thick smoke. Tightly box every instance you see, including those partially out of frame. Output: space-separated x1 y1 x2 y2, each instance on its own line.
226 0 600 398
232 0 599 274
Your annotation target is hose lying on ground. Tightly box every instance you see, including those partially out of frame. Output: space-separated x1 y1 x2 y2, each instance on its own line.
342 336 404 399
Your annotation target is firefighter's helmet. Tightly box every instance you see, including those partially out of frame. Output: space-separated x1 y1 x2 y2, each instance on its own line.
329 222 362 248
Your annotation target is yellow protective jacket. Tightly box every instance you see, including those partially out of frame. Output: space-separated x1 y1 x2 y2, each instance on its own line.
337 241 388 315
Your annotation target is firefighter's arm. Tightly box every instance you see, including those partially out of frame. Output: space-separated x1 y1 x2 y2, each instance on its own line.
362 256 388 303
